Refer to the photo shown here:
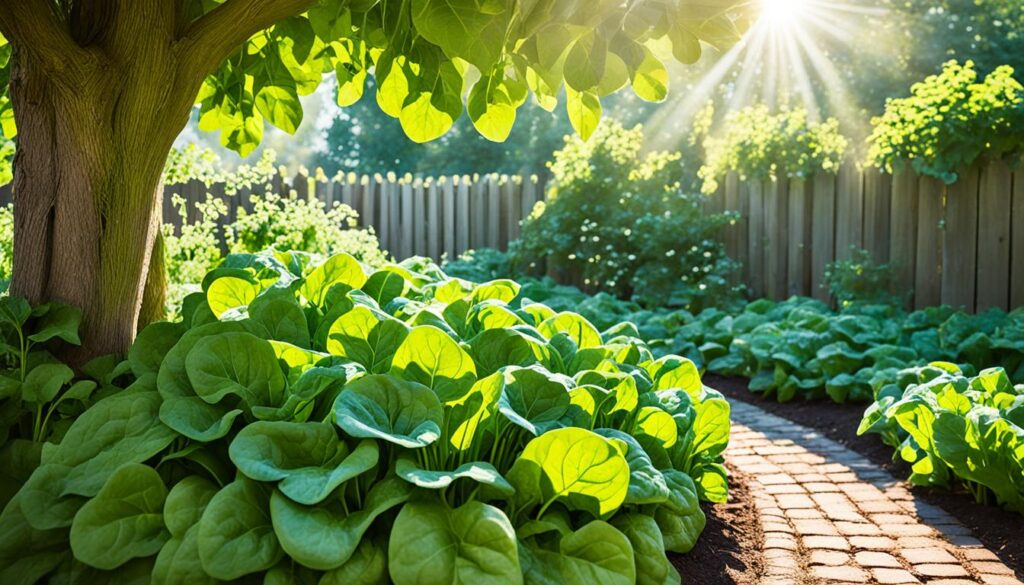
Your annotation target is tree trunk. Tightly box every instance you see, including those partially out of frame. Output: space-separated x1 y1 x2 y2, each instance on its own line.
8 47 186 360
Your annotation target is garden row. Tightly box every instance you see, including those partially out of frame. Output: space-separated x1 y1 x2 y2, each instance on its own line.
0 252 728 584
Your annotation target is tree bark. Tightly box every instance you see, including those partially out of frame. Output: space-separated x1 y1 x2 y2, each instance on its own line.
7 45 185 360
0 0 317 359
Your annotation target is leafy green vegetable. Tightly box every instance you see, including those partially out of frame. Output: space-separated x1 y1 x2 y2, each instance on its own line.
3 251 729 582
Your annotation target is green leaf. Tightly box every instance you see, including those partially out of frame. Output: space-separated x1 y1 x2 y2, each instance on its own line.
388 499 521 585
43 390 176 497
594 429 670 506
28 302 82 344
185 331 286 407
256 85 303 134
610 513 681 585
319 538 389 585
70 464 169 570
152 524 215 585
391 325 477 401
206 276 261 318
129 322 185 378
0 497 67 585
655 506 706 554
18 463 85 530
630 47 668 103
538 312 602 349
197 478 282 580
498 365 571 436
249 292 310 348
21 362 74 403
446 372 503 451
230 421 378 505
508 427 629 517
566 89 601 141
395 456 515 495
270 478 412 571
301 253 367 306
523 520 635 585
164 476 218 538
327 305 411 373
410 0 512 71
333 374 443 448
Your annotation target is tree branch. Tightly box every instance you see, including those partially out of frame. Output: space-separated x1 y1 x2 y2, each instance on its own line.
0 0 90 72
177 0 316 83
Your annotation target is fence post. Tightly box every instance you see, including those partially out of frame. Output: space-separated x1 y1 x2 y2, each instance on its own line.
811 172 836 302
942 164 981 310
442 178 456 261
914 175 944 309
413 177 427 258
764 177 788 300
975 157 1013 310
746 180 765 298
786 177 811 297
1012 166 1024 309
889 164 919 307
834 162 864 260
427 179 440 261
457 176 471 256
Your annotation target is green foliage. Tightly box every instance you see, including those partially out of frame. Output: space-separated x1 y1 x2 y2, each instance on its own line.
514 121 741 310
0 296 116 512
671 299 1024 404
860 364 1024 512
189 0 751 155
0 251 731 583
822 248 904 308
868 60 1024 182
699 104 849 194
0 203 11 289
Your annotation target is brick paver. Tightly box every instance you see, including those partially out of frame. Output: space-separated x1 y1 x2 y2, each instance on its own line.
727 401 1023 585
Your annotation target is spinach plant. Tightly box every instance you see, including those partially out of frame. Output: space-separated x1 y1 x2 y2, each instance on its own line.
0 251 730 584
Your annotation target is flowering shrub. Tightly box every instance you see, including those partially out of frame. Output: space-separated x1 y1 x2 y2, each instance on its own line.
868 60 1024 182
698 104 848 193
514 121 740 310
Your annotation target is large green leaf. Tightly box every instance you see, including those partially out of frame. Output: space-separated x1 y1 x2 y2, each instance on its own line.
498 365 571 436
447 372 503 451
522 520 635 585
594 429 670 506
388 499 522 585
508 427 629 517
327 305 411 373
185 331 286 407
230 421 379 505
391 325 477 401
319 538 389 585
301 253 367 306
0 496 68 585
197 478 282 580
42 391 176 497
163 476 218 538
270 478 413 571
410 0 512 71
69 464 169 570
610 513 681 585
395 456 514 495
334 374 443 448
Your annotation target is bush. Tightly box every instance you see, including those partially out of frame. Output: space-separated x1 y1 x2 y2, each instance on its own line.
868 60 1024 182
860 364 1024 512
822 248 904 308
699 104 848 194
0 252 730 584
514 121 740 310
227 191 387 266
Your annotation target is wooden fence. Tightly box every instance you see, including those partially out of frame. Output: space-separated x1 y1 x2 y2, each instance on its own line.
160 172 546 263
705 158 1024 312
3 158 1021 313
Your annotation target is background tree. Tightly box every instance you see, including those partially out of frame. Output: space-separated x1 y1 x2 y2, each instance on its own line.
0 0 752 358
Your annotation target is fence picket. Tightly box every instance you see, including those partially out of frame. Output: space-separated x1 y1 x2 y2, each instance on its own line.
786 178 810 297
811 172 836 302
746 180 766 298
914 176 944 309
764 178 788 300
834 163 863 260
863 167 892 263
976 158 1013 310
942 164 981 309
1012 169 1024 308
889 166 919 307
457 177 470 256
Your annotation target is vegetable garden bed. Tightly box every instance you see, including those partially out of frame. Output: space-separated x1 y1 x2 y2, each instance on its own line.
709 374 1024 577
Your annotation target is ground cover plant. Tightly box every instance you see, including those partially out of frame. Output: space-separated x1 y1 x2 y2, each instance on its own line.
0 251 730 584
859 364 1024 513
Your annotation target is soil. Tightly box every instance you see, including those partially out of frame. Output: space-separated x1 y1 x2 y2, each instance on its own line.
672 463 765 585
708 374 1024 578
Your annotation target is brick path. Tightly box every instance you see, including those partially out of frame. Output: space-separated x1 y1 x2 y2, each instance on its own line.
727 400 1023 585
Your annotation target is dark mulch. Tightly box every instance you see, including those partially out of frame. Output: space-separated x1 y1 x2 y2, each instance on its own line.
672 463 764 584
708 374 1024 577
